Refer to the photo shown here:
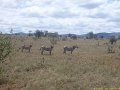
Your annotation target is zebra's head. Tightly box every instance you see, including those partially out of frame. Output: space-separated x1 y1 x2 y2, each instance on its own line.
51 45 54 49
30 44 32 48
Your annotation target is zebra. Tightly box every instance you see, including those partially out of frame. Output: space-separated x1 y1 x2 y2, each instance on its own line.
20 44 32 52
40 45 54 55
63 45 78 54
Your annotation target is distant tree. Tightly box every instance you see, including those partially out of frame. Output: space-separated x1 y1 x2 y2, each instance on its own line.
109 36 117 44
71 35 77 40
28 30 32 36
34 30 44 38
44 31 48 37
68 33 72 37
100 36 104 39
86 36 89 39
94 34 98 39
87 32 94 39
10 28 13 34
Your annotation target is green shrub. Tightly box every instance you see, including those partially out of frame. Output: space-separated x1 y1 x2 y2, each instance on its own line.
0 35 12 63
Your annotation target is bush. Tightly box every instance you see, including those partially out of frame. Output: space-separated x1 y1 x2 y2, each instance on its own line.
0 35 12 85
109 37 117 45
0 35 12 63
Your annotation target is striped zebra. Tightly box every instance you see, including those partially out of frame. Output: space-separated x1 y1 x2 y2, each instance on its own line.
63 45 78 54
40 45 54 55
20 44 32 52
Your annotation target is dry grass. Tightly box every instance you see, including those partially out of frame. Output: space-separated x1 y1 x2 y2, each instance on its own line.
0 37 120 90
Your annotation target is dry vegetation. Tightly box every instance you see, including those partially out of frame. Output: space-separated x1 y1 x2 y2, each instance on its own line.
0 36 120 90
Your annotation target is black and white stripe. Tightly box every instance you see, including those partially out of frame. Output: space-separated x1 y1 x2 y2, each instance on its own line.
40 45 54 55
63 45 78 54
21 44 32 52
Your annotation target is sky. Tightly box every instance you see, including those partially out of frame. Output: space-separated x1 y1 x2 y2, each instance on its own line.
0 0 120 34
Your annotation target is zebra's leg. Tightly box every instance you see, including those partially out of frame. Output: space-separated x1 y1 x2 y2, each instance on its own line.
21 48 23 52
29 48 30 53
63 49 66 54
41 50 43 55
50 50 51 55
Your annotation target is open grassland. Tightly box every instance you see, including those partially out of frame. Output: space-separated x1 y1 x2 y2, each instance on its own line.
0 37 120 90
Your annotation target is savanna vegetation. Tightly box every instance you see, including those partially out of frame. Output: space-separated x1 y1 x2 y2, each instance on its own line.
0 33 120 90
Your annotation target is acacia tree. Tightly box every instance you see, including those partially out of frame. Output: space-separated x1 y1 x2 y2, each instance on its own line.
87 32 95 39
34 30 44 38
109 36 117 45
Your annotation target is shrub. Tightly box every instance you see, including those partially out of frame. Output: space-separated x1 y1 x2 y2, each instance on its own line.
109 36 117 45
0 35 12 85
0 35 12 63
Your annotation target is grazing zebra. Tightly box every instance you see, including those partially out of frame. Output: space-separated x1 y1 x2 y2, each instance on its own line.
63 45 78 54
21 44 32 52
40 45 54 55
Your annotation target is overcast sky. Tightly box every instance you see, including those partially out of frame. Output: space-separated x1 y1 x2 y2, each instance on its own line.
0 0 120 34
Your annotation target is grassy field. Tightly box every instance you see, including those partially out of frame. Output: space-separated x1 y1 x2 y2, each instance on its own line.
0 36 120 90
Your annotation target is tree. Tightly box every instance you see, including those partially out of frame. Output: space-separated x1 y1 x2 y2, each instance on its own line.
34 30 44 38
109 36 117 45
10 28 13 34
44 31 48 37
87 32 94 39
100 36 104 39
71 35 77 40
28 30 32 36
